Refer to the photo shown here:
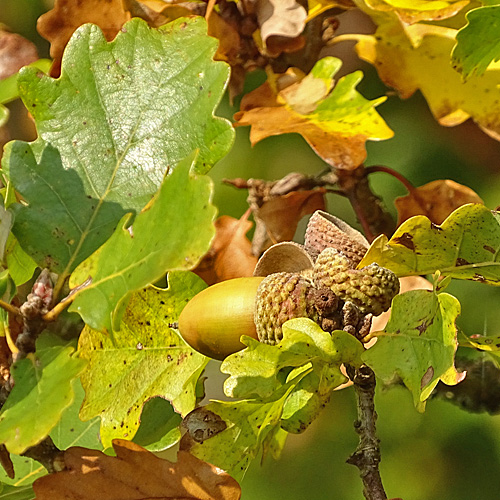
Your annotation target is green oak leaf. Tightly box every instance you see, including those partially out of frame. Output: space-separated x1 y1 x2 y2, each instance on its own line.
5 143 127 276
3 16 232 283
0 333 86 454
363 289 464 411
3 235 36 286
0 59 51 128
0 483 35 500
183 376 306 480
452 6 500 79
78 272 208 448
359 204 500 284
222 318 362 400
0 204 12 262
280 362 345 434
68 155 216 332
0 379 101 494
50 379 101 451
132 397 182 452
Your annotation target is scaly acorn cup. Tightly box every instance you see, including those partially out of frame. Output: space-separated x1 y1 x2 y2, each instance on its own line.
178 277 264 360
312 247 400 316
304 210 369 264
254 272 319 345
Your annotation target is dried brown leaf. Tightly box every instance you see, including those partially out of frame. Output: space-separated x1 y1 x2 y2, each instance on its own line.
257 189 326 243
208 10 242 65
395 180 483 225
37 0 131 77
194 211 257 285
33 439 241 500
0 30 38 80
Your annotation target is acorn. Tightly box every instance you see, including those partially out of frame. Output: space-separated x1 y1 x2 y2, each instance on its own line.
178 277 264 360
312 247 400 316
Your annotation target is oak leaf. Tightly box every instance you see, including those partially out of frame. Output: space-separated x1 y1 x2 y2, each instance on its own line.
32 440 241 500
352 21 500 140
234 57 393 169
256 189 326 243
37 0 130 76
194 211 258 285
357 0 469 25
395 180 483 225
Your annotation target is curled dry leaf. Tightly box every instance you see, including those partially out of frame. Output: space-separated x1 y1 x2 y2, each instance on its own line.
395 180 483 225
255 0 307 56
0 30 38 80
37 0 131 76
257 189 327 244
193 211 258 285
33 439 241 500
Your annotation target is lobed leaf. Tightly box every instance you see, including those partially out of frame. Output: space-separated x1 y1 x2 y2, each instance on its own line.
68 155 216 332
356 0 469 24
222 318 362 400
233 57 393 170
32 440 241 500
352 20 500 140
0 333 86 455
78 272 208 448
4 17 232 284
452 6 500 79
181 378 304 480
363 289 464 411
394 179 483 225
359 204 500 284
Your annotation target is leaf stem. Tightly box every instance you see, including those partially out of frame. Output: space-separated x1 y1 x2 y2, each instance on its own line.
364 165 416 195
346 365 388 500
0 299 20 317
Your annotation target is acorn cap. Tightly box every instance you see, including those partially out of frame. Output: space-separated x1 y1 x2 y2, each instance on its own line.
305 211 368 264
254 272 318 345
313 247 400 316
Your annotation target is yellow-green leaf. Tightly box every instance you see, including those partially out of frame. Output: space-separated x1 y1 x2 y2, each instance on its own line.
359 204 500 284
234 57 393 170
363 289 464 411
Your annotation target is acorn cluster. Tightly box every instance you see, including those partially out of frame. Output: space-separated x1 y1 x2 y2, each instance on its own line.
178 210 400 359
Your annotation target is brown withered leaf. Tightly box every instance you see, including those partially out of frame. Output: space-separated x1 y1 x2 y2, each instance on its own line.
0 30 38 80
257 189 326 243
33 439 241 500
37 0 131 77
193 210 258 285
208 10 242 65
395 180 483 225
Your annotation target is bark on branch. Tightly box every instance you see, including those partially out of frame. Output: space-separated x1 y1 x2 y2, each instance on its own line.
346 365 387 500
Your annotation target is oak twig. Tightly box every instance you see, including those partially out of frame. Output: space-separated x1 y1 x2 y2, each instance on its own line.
346 365 387 500
21 436 65 474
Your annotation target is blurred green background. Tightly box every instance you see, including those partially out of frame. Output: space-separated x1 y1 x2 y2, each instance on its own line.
3 1 500 499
